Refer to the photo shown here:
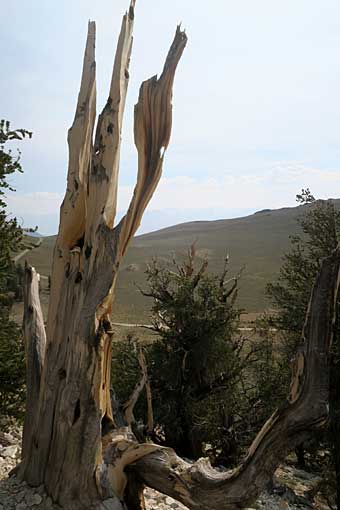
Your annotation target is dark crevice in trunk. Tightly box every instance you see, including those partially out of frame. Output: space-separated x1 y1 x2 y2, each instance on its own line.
73 399 81 425
101 414 114 436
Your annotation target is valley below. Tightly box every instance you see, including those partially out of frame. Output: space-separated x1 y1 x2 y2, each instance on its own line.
15 201 326 325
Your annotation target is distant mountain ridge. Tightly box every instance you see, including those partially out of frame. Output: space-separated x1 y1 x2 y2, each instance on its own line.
24 199 340 321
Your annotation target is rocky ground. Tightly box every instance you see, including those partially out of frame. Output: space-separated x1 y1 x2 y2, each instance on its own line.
0 422 332 510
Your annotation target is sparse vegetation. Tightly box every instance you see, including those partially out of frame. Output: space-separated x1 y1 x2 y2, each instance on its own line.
110 191 340 508
1 1 339 507
111 245 318 470
266 189 340 508
23 201 332 323
140 247 245 461
0 120 31 420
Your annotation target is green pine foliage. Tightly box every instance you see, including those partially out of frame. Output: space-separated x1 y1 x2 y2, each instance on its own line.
266 189 340 507
112 247 260 465
111 335 142 411
267 189 339 336
0 306 26 419
240 318 288 443
265 193 340 417
0 120 31 420
111 191 340 490
142 248 243 460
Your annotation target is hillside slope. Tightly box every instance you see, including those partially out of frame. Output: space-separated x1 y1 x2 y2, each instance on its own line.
24 201 334 321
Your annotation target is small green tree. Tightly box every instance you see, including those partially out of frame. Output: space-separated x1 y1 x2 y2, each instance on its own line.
0 120 31 420
112 249 282 465
266 191 339 402
267 188 339 333
266 189 340 507
139 246 254 463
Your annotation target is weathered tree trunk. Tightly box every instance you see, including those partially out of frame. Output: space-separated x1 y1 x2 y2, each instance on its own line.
22 265 46 460
19 2 187 508
330 305 340 509
19 2 340 509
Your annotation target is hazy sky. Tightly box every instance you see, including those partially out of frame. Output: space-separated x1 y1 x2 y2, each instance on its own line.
2 0 340 234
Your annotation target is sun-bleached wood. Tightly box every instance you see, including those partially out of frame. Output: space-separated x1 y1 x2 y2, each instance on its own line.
20 1 339 509
19 2 187 508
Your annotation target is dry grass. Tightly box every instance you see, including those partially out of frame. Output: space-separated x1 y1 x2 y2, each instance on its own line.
20 201 330 322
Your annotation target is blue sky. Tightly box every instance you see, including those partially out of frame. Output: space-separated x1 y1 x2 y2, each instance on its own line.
2 0 340 234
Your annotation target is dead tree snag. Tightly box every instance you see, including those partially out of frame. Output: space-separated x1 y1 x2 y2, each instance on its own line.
20 3 186 508
20 2 339 509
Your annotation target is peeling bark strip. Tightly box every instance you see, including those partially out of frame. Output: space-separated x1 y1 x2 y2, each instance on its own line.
131 248 340 509
19 1 187 509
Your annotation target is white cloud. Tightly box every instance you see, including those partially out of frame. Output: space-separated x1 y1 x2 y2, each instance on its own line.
6 162 340 235
119 164 340 213
3 0 340 212
6 191 63 216
7 161 340 233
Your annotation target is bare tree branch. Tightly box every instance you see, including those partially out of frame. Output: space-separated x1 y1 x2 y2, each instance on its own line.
113 26 188 257
131 248 340 509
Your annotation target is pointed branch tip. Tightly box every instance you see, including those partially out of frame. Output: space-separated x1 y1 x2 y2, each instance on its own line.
128 0 136 20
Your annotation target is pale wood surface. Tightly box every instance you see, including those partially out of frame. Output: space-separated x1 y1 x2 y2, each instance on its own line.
20 2 187 508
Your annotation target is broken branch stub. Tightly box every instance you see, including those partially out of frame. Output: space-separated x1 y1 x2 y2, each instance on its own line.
47 20 97 341
85 5 135 244
115 26 187 257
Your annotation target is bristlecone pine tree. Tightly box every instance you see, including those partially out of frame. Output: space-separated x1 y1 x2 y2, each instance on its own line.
19 2 340 509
